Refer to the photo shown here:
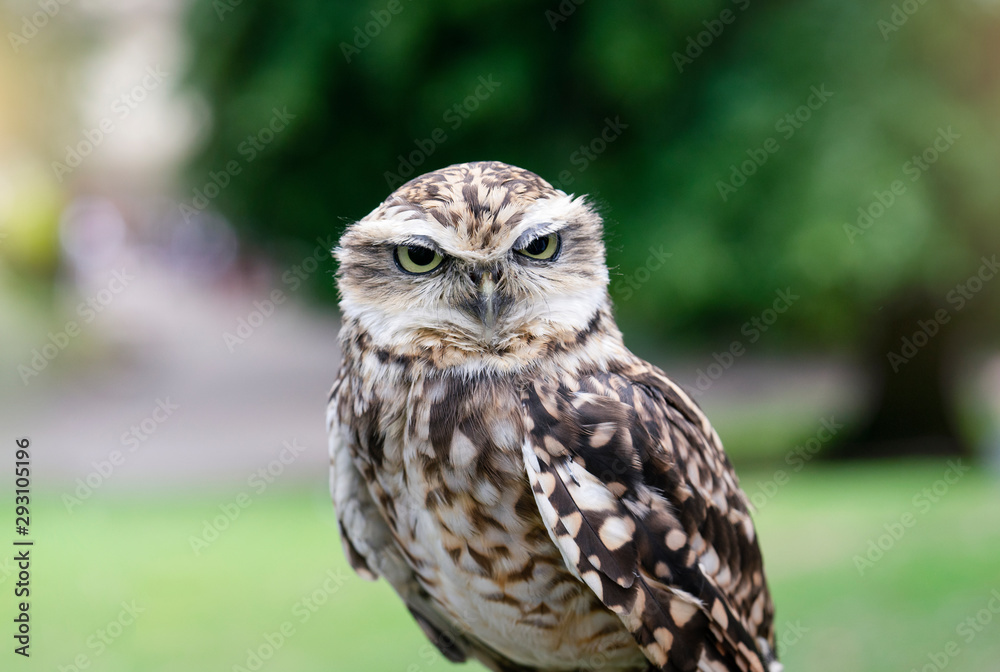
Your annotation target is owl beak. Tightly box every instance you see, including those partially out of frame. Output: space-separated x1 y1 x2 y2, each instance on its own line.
466 268 501 331
477 273 499 330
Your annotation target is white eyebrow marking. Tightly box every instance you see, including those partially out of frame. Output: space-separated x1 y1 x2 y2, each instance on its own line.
513 221 567 250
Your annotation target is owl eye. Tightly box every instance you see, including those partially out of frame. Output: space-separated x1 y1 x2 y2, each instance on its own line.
516 233 560 260
394 245 444 274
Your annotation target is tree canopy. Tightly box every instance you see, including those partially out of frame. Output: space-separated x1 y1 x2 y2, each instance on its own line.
184 0 1000 350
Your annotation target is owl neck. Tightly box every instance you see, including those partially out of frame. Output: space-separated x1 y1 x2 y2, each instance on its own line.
339 304 631 380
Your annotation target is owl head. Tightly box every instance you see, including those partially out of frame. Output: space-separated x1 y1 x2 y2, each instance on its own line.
335 161 619 370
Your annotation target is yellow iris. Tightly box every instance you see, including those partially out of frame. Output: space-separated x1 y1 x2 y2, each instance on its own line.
517 233 560 260
394 245 443 274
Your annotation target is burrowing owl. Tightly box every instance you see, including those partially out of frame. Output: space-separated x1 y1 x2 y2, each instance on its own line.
327 161 780 672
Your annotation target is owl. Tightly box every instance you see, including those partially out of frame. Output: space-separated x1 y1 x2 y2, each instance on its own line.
327 161 781 672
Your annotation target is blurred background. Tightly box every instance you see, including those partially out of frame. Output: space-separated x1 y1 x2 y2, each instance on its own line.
2 0 999 670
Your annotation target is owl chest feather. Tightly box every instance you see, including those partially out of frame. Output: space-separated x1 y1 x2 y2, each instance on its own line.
353 369 645 670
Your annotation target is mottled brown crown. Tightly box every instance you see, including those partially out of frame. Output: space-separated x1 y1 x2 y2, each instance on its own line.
387 162 559 247
393 161 557 213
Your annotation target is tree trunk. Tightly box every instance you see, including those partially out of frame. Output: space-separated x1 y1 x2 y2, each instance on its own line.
828 294 971 460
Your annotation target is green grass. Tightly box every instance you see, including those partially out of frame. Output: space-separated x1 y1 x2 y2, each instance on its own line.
8 462 1000 672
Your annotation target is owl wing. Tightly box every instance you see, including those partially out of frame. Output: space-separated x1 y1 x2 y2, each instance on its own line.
327 374 535 672
327 373 388 582
519 361 779 672
327 375 474 665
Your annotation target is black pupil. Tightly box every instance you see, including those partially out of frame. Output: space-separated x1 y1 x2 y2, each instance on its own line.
407 246 435 265
525 236 549 255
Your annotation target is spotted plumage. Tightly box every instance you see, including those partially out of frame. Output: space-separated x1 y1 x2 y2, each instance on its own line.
328 161 780 672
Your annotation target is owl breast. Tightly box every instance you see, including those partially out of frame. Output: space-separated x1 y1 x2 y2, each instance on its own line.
360 372 646 671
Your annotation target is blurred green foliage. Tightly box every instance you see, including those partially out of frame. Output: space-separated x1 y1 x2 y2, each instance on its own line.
184 0 1000 346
